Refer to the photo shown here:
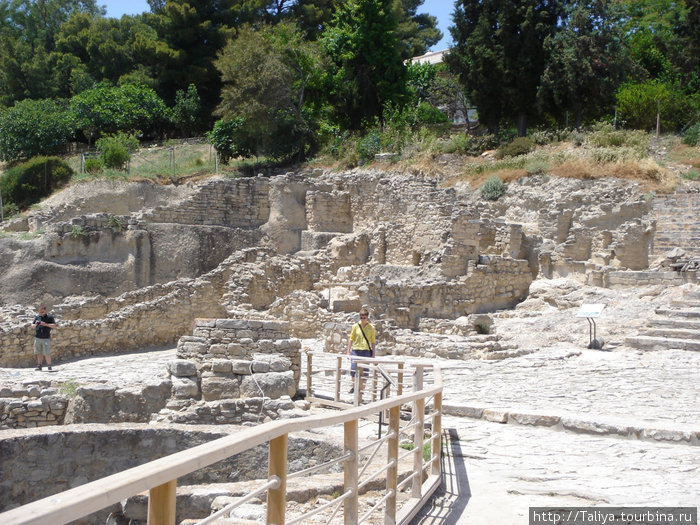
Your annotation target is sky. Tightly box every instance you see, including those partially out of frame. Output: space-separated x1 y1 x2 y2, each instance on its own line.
101 0 454 51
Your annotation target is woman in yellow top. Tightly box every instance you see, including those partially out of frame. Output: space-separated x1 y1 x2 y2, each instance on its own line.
346 307 376 393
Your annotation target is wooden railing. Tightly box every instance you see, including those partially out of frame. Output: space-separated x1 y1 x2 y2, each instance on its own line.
0 360 442 525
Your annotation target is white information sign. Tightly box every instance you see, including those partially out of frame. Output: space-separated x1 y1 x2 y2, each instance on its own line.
576 303 605 318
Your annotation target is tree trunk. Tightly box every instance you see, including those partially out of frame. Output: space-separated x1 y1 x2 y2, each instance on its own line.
517 113 527 137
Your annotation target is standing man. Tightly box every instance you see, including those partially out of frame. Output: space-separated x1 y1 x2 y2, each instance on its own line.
346 307 376 394
33 305 56 371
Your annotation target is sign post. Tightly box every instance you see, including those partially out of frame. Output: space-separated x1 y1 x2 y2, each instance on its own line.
576 303 606 349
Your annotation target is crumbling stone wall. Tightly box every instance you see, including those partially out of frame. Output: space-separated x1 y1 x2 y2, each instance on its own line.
161 319 302 425
367 257 532 328
0 385 68 429
139 178 270 228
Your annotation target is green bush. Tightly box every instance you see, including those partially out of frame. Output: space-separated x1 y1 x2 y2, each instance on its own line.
683 124 700 146
84 157 102 173
0 98 75 162
96 132 139 170
496 137 534 159
414 102 449 125
1 156 74 209
480 176 506 201
207 118 254 165
616 80 696 131
442 133 498 156
586 122 649 149
357 129 382 162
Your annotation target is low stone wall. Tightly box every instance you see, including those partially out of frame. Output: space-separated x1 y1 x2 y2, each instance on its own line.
157 319 303 425
0 385 68 429
588 269 698 288
0 424 341 516
368 257 533 328
0 278 226 367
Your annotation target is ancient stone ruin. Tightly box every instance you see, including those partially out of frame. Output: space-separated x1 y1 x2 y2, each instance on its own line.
1 167 698 521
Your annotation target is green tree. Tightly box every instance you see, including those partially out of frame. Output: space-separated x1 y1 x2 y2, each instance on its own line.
537 0 628 128
0 0 104 104
321 0 408 130
54 12 174 94
144 0 242 121
616 79 695 131
395 0 442 59
446 0 564 136
70 82 169 143
171 84 202 137
215 21 324 159
0 98 75 161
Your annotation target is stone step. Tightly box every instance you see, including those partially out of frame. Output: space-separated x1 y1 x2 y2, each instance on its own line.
649 318 700 330
642 327 700 340
654 308 700 319
625 335 700 352
670 299 700 308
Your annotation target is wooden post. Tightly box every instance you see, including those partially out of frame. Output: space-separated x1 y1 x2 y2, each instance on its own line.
371 366 377 403
656 100 661 138
147 479 176 525
432 392 442 476
306 352 313 400
267 434 288 525
397 362 404 396
412 366 425 499
385 406 400 524
335 355 342 402
344 420 358 525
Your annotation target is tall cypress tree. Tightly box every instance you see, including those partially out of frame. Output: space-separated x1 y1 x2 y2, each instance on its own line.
446 0 563 136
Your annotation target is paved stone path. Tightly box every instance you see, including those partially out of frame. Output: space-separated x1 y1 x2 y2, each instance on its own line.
1 342 698 524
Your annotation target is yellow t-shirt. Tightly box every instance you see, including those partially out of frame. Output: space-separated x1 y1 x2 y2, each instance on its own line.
349 323 376 350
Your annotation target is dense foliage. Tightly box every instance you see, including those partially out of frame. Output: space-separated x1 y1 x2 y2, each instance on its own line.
0 0 696 169
0 156 73 209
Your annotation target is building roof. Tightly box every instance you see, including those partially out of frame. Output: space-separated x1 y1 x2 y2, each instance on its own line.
407 49 449 65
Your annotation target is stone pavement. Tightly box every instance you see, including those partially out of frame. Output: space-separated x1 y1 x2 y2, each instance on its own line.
1 342 698 524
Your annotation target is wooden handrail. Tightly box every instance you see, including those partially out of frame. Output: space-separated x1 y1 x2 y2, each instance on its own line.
1 363 442 525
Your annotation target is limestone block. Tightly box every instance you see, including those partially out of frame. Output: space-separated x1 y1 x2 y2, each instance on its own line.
201 376 240 401
172 376 199 399
240 372 296 399
227 343 244 356
269 357 292 373
169 360 198 377
231 360 253 375
251 361 270 373
212 359 232 373
209 344 227 356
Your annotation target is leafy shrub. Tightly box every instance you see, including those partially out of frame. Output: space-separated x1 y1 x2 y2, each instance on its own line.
69 225 87 238
1 156 73 209
357 129 382 162
84 157 102 173
207 118 255 164
683 124 700 146
480 176 506 201
107 214 124 231
95 132 139 170
442 133 498 156
586 122 648 149
414 102 449 125
71 82 169 141
496 137 534 159
0 98 75 162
